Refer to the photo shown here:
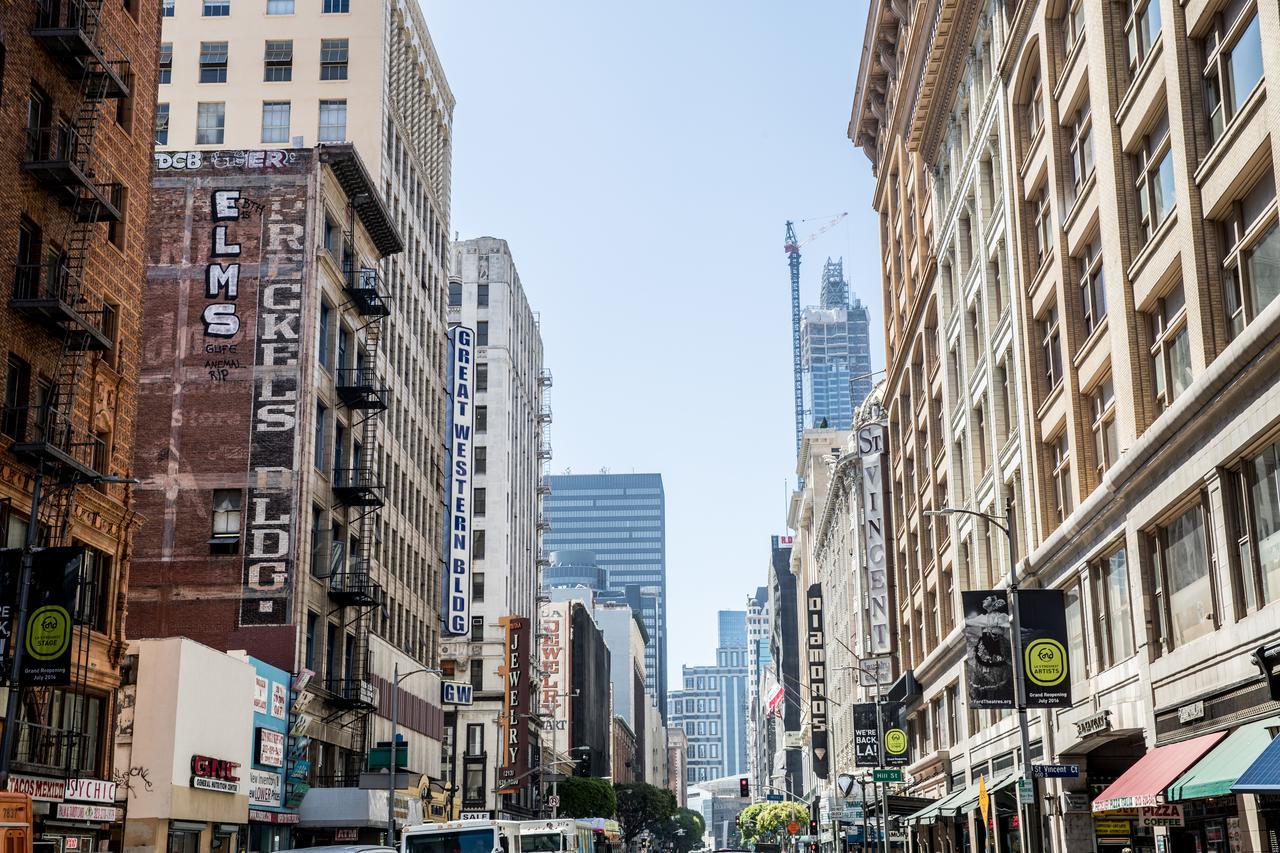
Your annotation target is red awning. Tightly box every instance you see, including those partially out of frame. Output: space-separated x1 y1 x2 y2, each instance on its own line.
1092 732 1226 812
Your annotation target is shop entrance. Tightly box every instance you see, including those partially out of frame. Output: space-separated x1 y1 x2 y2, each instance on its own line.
167 826 201 853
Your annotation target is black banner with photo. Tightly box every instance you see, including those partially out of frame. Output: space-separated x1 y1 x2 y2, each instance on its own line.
19 547 82 686
853 703 880 767
0 549 19 685
963 590 1014 708
880 701 909 767
1019 589 1072 708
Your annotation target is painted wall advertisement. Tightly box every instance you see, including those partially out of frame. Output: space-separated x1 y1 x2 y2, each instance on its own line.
444 325 475 636
498 616 531 793
962 590 1014 708
538 602 572 757
858 423 892 655
853 703 880 768
1019 589 1071 708
806 584 829 779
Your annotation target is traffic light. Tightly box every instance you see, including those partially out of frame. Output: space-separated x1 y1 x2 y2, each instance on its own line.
808 819 818 836
739 777 750 798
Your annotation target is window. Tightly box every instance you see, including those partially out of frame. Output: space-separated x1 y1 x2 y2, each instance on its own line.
305 612 317 670
471 616 484 642
477 284 489 307
469 659 483 690
1032 184 1053 266
318 99 346 142
1234 438 1280 610
1221 171 1280 340
162 0 173 14
203 0 229 13
463 764 484 804
1090 377 1118 476
320 39 349 81
1065 580 1087 684
475 445 487 474
473 572 485 602
476 406 487 433
158 43 172 84
1040 305 1063 393
323 213 339 255
1203 7 1263 142
1077 235 1106 336
196 103 225 145
1135 114 1175 244
466 724 484 756
154 102 170 145
476 321 489 346
264 40 292 82
106 185 127 250
211 489 242 548
1098 548 1135 667
1148 283 1192 414
1124 0 1162 75
1153 502 1214 649
199 42 228 83
3 356 31 441
473 529 485 559
313 403 327 471
448 281 461 306
1025 69 1044 141
474 488 486 517
266 0 292 12
1049 433 1072 524
260 101 290 143
318 300 332 367
1064 0 1085 56
1066 101 1095 207
322 0 348 11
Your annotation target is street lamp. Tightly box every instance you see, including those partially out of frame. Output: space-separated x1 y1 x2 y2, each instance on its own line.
388 663 443 844
925 498 1036 853
830 663 889 853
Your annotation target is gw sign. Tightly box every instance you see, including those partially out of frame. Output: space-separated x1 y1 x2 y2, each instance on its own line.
441 681 473 705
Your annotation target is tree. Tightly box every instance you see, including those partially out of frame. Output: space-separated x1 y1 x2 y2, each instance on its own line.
652 808 706 853
558 776 617 819
736 803 769 843
613 782 678 842
753 803 810 840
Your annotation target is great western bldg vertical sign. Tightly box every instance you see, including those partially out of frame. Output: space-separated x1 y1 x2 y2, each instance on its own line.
858 422 892 655
444 326 475 635
806 583 829 779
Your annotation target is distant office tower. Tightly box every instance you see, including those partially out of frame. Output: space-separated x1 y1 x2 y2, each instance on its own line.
542 473 667 717
745 587 770 795
544 550 608 591
668 611 749 784
798 259 873 438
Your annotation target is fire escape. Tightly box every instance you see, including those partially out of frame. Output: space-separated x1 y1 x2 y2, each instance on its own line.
321 214 391 784
2 0 131 780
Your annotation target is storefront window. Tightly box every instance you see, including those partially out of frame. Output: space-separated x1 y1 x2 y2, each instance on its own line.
1100 548 1135 666
1065 581 1088 683
1248 440 1280 604
1154 503 1215 648
168 828 201 853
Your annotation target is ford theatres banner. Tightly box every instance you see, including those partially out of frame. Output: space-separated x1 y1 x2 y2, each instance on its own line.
962 589 1071 709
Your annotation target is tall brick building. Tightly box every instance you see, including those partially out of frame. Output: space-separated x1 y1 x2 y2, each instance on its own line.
129 145 449 835
0 0 160 835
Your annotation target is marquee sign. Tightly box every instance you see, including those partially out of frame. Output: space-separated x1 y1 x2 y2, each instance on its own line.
444 325 476 635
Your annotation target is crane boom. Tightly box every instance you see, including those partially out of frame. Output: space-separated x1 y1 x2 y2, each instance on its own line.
785 213 846 451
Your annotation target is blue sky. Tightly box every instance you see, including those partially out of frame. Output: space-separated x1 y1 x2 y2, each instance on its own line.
422 0 881 687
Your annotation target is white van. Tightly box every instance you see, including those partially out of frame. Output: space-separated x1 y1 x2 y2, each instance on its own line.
401 821 524 853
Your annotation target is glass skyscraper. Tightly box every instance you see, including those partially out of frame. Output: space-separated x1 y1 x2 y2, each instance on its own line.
668 610 749 783
542 472 667 717
798 258 873 438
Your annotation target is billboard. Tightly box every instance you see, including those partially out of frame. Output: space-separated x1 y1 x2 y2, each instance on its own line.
444 325 476 635
498 617 531 792
858 423 892 655
806 584 829 779
853 703 879 768
963 591 1014 708
20 548 83 686
880 702 909 767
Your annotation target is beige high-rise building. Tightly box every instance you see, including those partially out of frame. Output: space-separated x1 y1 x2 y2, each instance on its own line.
853 0 1280 852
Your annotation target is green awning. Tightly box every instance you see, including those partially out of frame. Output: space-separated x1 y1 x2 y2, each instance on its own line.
907 787 969 826
945 772 1015 817
1168 716 1280 801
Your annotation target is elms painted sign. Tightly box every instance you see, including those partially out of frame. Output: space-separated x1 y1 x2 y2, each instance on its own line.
444 325 476 635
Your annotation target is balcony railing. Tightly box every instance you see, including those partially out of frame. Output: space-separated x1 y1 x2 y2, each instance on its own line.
32 0 131 99
12 720 91 776
12 260 114 350
343 264 390 317
5 405 107 481
22 126 122 221
324 678 378 711
331 467 383 507
328 566 383 609
537 368 553 388
334 367 387 411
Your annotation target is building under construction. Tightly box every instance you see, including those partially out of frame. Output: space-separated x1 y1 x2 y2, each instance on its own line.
0 0 161 841
797 259 873 436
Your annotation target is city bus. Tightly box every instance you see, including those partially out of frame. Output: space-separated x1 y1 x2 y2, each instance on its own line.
518 820 595 853
401 821 524 853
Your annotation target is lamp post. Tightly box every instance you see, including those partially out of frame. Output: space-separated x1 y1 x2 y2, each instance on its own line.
831 663 888 853
388 663 442 845
925 498 1036 853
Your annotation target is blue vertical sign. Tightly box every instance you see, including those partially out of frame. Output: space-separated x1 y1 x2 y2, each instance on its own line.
444 325 475 635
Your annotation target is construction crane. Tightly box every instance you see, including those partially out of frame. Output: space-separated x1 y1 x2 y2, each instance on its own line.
785 212 848 450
